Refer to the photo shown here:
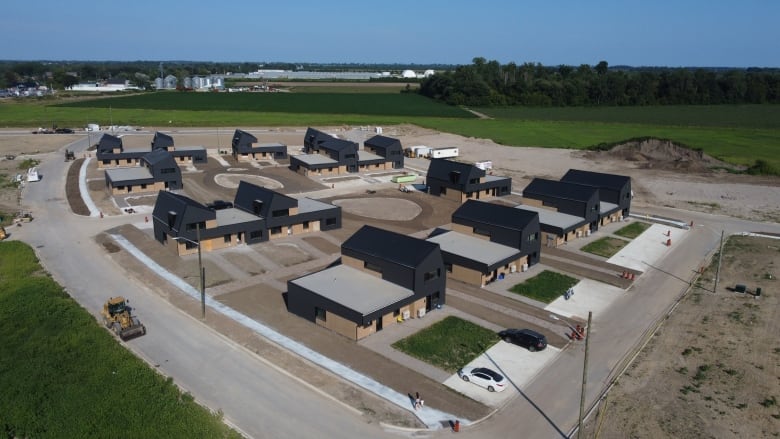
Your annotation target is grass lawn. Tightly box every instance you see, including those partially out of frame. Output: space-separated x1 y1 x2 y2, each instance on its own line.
614 221 651 239
508 270 579 304
581 237 630 258
0 241 240 439
392 316 498 373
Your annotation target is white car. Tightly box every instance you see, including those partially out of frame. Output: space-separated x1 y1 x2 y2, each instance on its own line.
457 367 507 392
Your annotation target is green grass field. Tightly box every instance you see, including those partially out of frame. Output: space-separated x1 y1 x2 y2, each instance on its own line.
614 222 651 239
2 92 778 171
508 270 579 303
0 241 239 439
580 237 630 258
55 92 473 118
392 316 498 373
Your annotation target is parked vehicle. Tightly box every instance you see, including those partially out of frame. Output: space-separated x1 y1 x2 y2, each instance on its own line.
458 367 507 392
101 296 146 340
498 328 547 352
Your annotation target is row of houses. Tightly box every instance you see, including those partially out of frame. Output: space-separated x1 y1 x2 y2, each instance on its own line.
289 128 404 176
152 181 342 256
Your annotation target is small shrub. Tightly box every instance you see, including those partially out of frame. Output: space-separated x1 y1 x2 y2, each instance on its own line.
760 396 777 408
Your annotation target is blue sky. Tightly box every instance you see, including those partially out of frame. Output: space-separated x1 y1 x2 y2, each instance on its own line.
4 0 778 67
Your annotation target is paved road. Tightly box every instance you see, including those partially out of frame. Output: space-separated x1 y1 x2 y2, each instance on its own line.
15 137 395 439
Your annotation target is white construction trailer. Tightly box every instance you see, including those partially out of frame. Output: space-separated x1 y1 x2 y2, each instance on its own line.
430 147 459 159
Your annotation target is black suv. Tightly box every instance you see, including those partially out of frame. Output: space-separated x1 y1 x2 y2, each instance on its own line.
498 328 547 352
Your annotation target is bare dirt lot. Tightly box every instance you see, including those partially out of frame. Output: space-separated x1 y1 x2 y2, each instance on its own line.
583 235 780 439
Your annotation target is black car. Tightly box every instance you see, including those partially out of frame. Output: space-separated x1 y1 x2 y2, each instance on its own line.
206 200 233 210
498 328 547 352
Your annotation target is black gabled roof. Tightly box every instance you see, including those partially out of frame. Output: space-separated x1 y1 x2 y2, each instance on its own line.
320 138 358 152
364 135 401 149
426 158 485 184
560 169 630 190
97 134 122 153
524 178 599 203
304 127 335 146
232 129 258 148
152 191 215 233
142 148 177 168
151 131 174 150
342 225 439 268
233 180 297 217
453 200 538 229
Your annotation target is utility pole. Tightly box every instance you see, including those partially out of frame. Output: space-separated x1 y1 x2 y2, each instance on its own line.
714 230 724 293
197 222 205 319
577 311 592 439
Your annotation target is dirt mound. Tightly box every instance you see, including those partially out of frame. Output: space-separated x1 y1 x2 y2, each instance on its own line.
585 138 738 173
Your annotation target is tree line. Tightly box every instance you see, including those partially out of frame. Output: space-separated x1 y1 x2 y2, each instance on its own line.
419 58 780 106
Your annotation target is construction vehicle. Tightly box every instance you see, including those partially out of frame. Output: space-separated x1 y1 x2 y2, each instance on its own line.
65 149 75 161
101 296 146 340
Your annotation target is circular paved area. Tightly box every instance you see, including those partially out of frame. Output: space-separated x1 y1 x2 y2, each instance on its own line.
332 198 421 221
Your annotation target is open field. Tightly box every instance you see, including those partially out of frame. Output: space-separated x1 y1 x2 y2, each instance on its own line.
476 105 780 129
55 92 472 118
2 94 779 170
0 241 240 439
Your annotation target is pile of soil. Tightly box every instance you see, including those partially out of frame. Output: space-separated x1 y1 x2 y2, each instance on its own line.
584 138 739 173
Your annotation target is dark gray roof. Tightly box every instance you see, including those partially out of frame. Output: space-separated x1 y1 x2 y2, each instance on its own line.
524 178 599 203
233 180 296 218
151 131 174 149
364 135 401 149
453 200 538 230
426 159 484 184
561 169 630 190
142 148 177 168
232 129 258 148
97 134 122 153
342 225 439 268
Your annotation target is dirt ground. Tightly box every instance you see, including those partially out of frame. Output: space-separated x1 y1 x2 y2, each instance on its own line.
3 125 780 434
582 235 780 439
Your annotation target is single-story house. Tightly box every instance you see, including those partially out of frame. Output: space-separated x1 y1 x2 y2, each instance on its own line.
287 225 445 340
105 149 182 195
426 159 512 203
522 178 601 232
515 204 591 247
363 135 404 169
97 132 206 169
231 129 288 162
560 169 632 220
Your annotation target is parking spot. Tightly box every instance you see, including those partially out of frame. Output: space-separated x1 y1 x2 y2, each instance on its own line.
545 279 625 320
443 342 561 407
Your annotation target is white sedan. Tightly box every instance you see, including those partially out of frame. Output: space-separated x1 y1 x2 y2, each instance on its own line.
457 367 507 392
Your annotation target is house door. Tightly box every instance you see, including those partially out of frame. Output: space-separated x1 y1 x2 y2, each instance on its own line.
376 318 383 332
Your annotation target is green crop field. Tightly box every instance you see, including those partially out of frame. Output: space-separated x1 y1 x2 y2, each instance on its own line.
56 92 473 118
0 241 239 438
475 105 780 129
2 93 778 172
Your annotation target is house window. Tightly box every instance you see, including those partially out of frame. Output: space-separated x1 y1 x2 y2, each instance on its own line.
528 233 538 242
253 200 263 215
448 171 460 183
270 226 282 235
249 230 263 239
325 218 336 226
272 209 289 218
315 307 326 321
185 222 205 231
469 178 479 184
184 240 197 250
445 263 453 273
345 153 356 159
302 221 310 230
224 234 231 243
393 309 400 317
424 269 440 282
364 261 383 275
473 227 490 237
102 160 111 165
141 184 147 189
161 168 176 174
